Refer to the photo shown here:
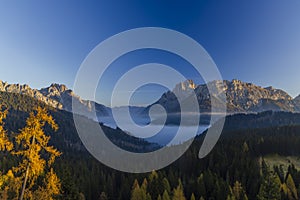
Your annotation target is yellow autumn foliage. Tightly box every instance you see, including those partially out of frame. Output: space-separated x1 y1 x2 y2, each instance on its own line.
0 106 62 200
0 109 13 151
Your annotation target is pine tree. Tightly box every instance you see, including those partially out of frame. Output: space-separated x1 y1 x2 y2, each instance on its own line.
131 179 151 200
149 171 163 200
172 179 186 200
59 168 81 200
257 167 281 200
142 178 149 191
190 193 195 200
162 177 171 194
197 173 206 197
226 195 234 200
242 141 249 153
146 193 152 200
162 190 171 200
231 181 248 200
157 195 162 200
131 179 141 200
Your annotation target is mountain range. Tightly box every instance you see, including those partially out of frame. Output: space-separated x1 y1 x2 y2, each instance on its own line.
152 79 300 114
0 80 110 120
1 79 300 122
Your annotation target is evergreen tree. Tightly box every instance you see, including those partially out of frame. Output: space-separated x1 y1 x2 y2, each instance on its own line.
172 179 186 200
149 171 163 200
197 174 206 198
142 178 149 191
157 195 162 200
190 193 195 200
162 177 171 194
162 190 171 200
230 181 248 200
257 167 281 200
131 179 151 200
58 168 81 200
146 193 152 200
131 179 141 200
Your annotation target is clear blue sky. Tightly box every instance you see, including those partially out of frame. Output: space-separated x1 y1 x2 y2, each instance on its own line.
1 0 300 106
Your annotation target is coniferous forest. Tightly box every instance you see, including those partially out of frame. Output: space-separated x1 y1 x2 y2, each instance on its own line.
1 92 300 200
2 0 300 199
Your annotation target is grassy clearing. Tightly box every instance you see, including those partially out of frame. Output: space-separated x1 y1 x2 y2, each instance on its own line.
264 154 300 172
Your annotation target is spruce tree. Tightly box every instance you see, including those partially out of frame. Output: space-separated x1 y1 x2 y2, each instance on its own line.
172 179 186 200
232 181 248 200
257 168 281 200
162 190 171 200
190 193 195 200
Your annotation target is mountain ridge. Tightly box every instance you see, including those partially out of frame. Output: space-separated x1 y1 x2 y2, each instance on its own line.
0 80 110 120
1 79 300 118
153 79 300 113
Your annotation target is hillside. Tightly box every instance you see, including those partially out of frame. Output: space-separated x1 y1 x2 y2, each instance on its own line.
0 91 158 153
0 80 111 121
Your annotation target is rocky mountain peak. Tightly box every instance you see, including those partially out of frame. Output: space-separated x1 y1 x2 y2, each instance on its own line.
172 79 196 93
155 79 299 113
231 79 242 85
49 83 68 92
0 80 110 119
39 83 71 106
41 83 69 95
171 80 197 101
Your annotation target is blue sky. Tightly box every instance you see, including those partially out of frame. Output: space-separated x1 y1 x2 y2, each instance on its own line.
1 1 300 106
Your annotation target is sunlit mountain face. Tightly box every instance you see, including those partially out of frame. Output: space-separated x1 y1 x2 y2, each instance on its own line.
2 1 300 199
2 79 300 147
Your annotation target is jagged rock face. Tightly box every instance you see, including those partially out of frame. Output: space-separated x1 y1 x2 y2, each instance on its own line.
0 80 110 119
154 79 298 113
216 79 294 112
40 83 80 112
172 80 196 102
153 80 197 113
0 81 63 109
2 79 300 117
39 84 111 118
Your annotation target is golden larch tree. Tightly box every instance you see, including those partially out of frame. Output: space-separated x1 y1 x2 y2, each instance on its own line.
12 107 61 200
